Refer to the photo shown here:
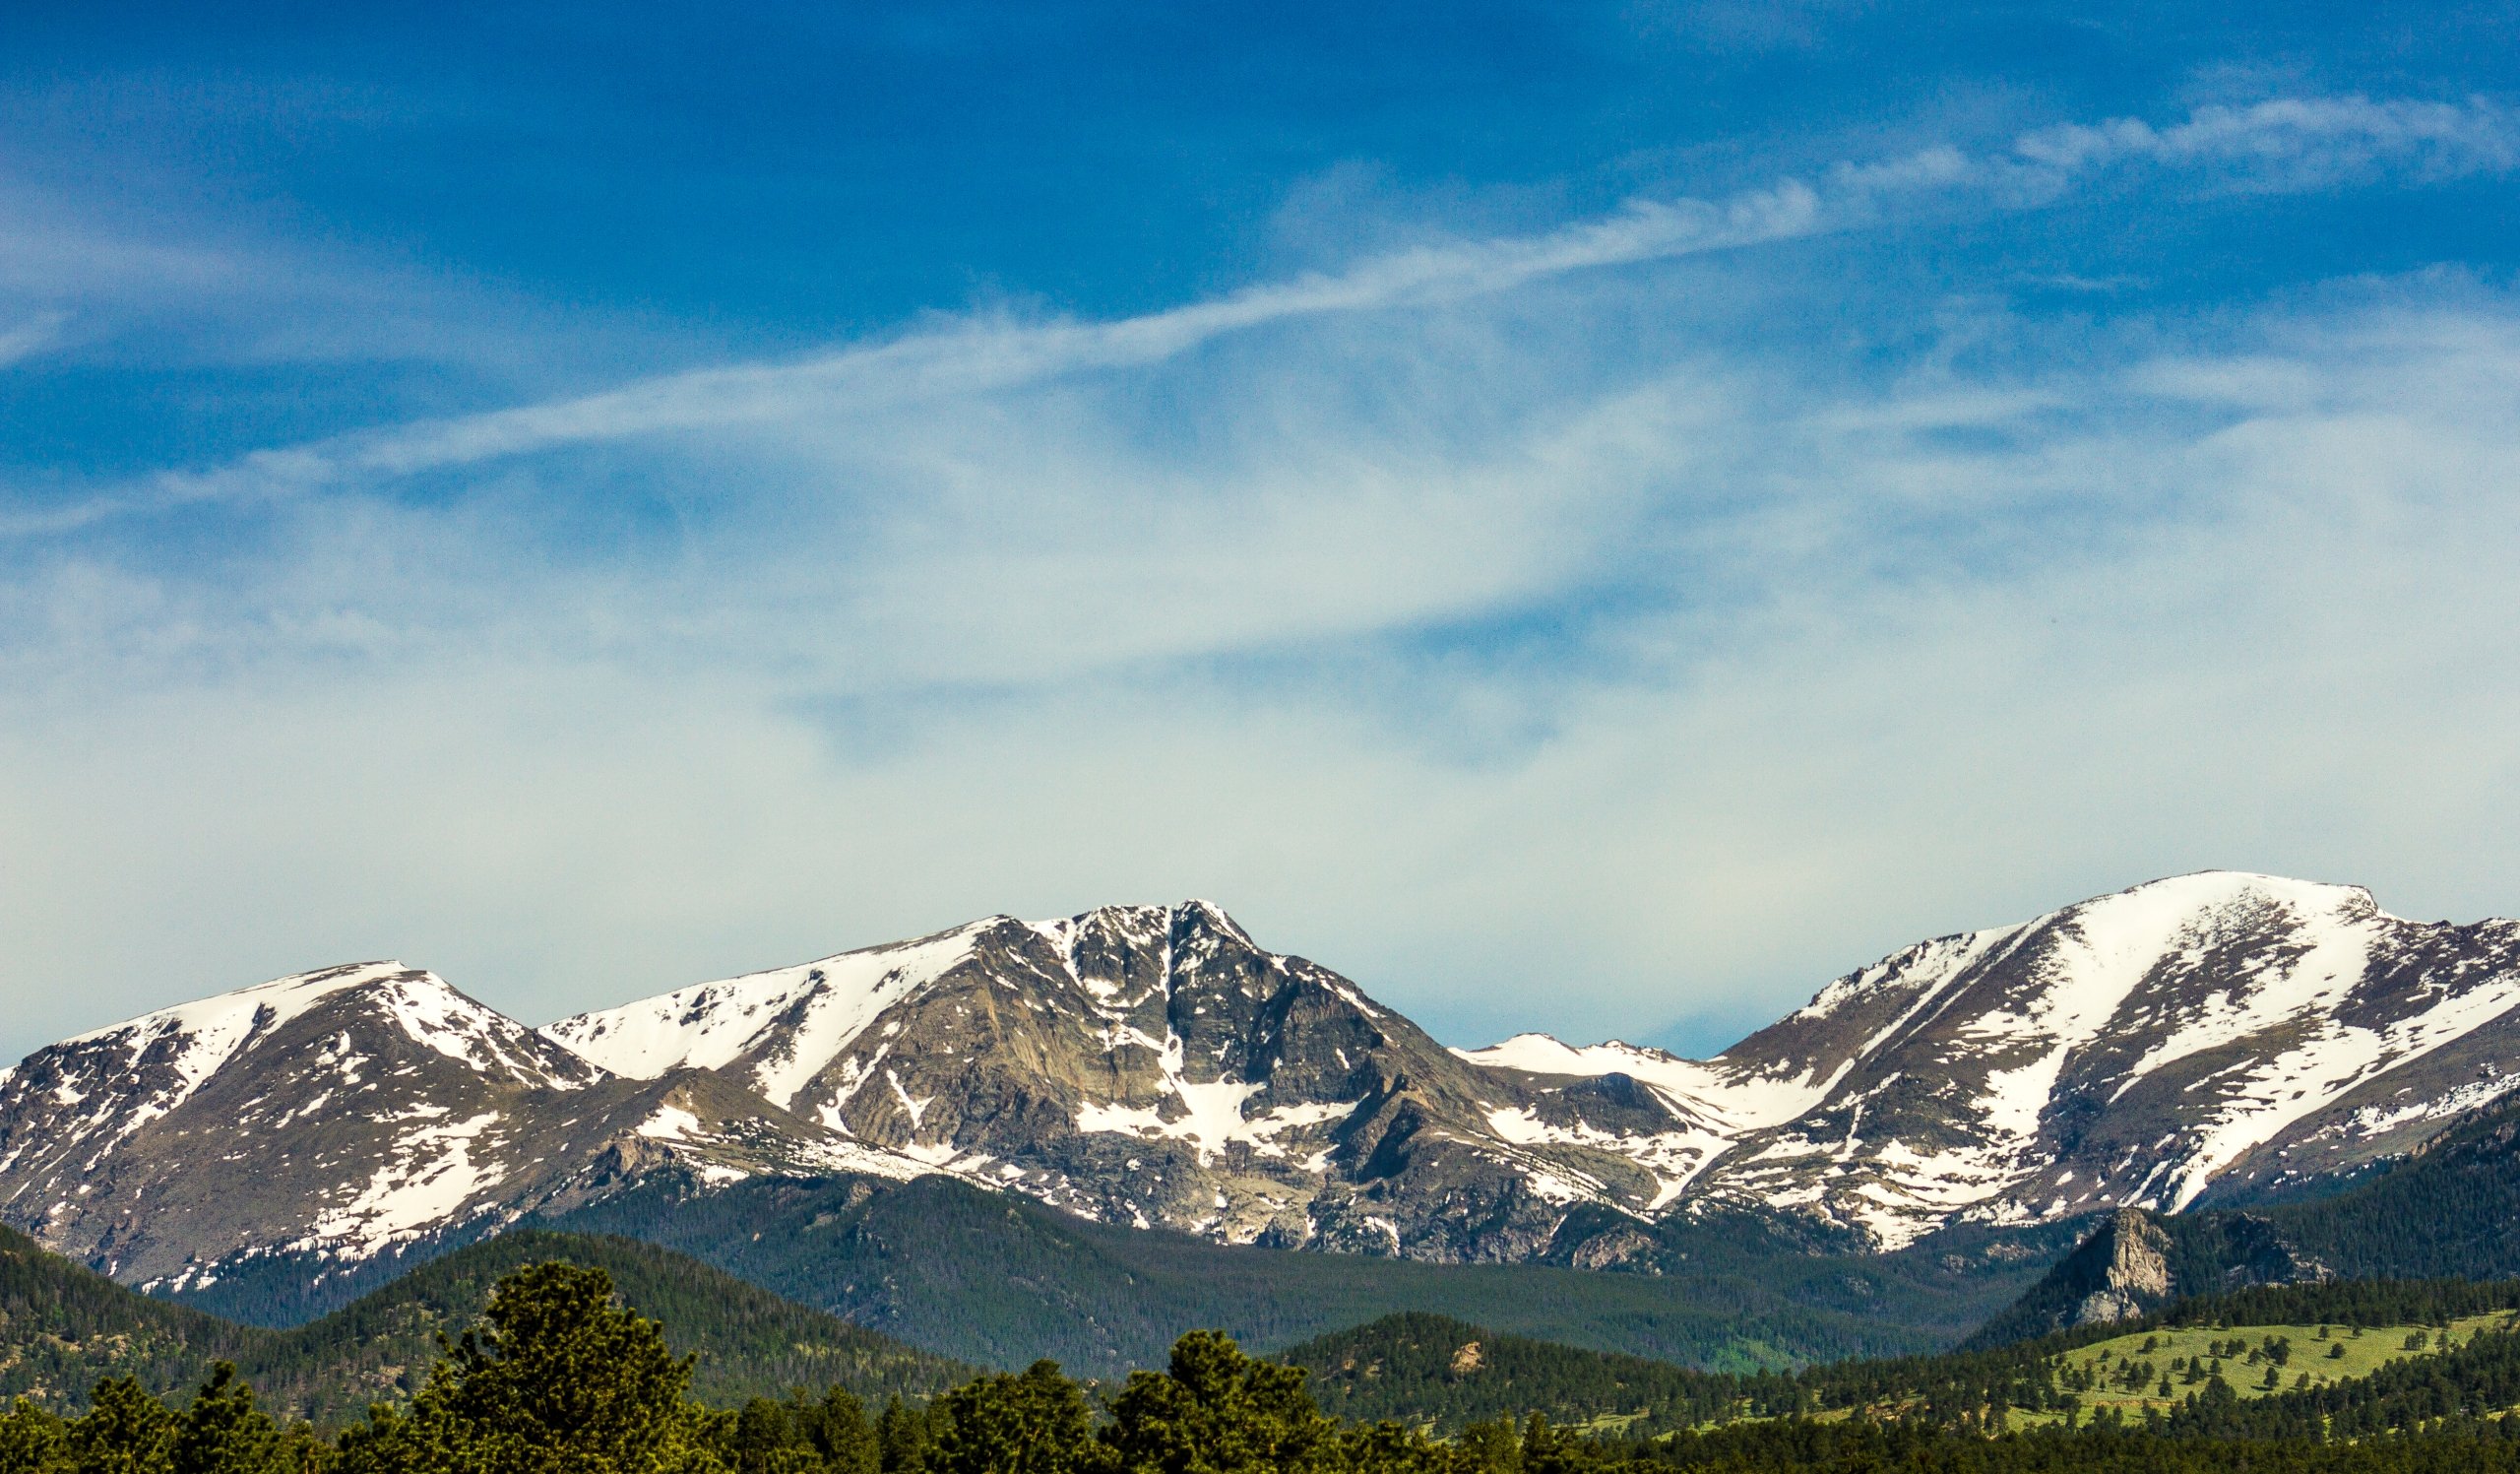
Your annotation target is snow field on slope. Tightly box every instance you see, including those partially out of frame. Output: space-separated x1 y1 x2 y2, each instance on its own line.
373 973 589 1087
541 923 991 1102
301 1111 507 1256
2157 963 2520 1210
53 962 412 1118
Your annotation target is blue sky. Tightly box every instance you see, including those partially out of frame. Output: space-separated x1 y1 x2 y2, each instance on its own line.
5 2 2520 1058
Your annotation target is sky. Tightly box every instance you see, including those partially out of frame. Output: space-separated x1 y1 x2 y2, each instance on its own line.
4 1 2519 1061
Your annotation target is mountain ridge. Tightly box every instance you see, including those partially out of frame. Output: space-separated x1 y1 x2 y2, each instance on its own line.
7 871 2519 1291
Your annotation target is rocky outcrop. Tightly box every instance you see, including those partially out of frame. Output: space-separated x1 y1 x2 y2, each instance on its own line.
1965 1204 2334 1346
2071 1209 2174 1325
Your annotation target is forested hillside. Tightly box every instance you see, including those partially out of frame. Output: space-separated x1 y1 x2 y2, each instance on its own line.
0 1225 257 1406
536 1170 2078 1374
1285 1280 2520 1436
25 1257 2520 1474
0 1226 965 1420
232 1232 971 1422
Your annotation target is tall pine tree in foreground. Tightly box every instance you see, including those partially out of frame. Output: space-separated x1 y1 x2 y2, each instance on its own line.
68 1380 175 1474
337 1262 725 1474
1100 1329 1340 1474
169 1364 299 1474
928 1364 1095 1474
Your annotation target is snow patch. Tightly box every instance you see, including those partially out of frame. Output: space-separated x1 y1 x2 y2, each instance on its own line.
302 1111 506 1255
636 1104 703 1141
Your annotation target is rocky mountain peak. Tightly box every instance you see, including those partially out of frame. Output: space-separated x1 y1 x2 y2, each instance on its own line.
1655 870 2520 1247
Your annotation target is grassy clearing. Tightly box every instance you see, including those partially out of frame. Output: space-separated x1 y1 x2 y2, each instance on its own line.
2007 1313 2520 1424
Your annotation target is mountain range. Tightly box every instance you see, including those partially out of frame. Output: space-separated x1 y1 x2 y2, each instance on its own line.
5 870 2517 1306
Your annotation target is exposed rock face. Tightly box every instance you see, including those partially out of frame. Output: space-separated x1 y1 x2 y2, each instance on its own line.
550 902 1677 1260
1967 1203 2336 1344
6 872 2520 1289
2071 1209 2174 1325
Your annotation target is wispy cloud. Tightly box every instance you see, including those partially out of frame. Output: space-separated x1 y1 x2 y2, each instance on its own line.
0 309 65 367
15 95 2512 541
2014 96 2520 191
6 285 2517 1055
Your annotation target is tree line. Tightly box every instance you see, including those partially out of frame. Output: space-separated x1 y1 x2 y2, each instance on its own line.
20 1262 2520 1474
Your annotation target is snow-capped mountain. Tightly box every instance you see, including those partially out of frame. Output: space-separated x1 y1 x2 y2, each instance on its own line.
4 872 2518 1289
1467 871 2520 1249
547 901 1668 1258
0 963 906 1287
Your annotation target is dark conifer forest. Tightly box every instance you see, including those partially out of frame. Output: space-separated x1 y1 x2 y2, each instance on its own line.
22 1257 2520 1474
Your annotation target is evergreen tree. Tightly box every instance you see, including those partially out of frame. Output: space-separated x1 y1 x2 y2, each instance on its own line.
799 1390 878 1474
1101 1333 1336 1474
337 1262 724 1474
1454 1418 1521 1474
1515 1415 1604 1474
171 1366 285 1474
726 1400 823 1474
1333 1421 1454 1474
927 1365 1094 1474
873 1400 930 1474
69 1380 175 1474
0 1399 66 1474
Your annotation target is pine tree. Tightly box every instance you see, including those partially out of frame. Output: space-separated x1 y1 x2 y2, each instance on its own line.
874 1399 935 1474
337 1261 724 1474
170 1366 284 1474
928 1364 1095 1474
1455 1417 1522 1474
1334 1422 1452 1474
728 1399 824 1474
69 1379 175 1474
1101 1333 1335 1474
0 1399 66 1474
803 1389 879 1474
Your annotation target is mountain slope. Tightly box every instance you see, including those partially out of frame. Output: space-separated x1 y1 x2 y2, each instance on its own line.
547 900 1747 1264
1474 872 2520 1250
533 1169 2074 1376
0 964 927 1288
542 877 2520 1263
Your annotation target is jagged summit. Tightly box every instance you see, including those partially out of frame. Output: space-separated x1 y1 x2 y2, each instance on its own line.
7 874 2520 1289
544 897 1480 1244
540 901 1285 1111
